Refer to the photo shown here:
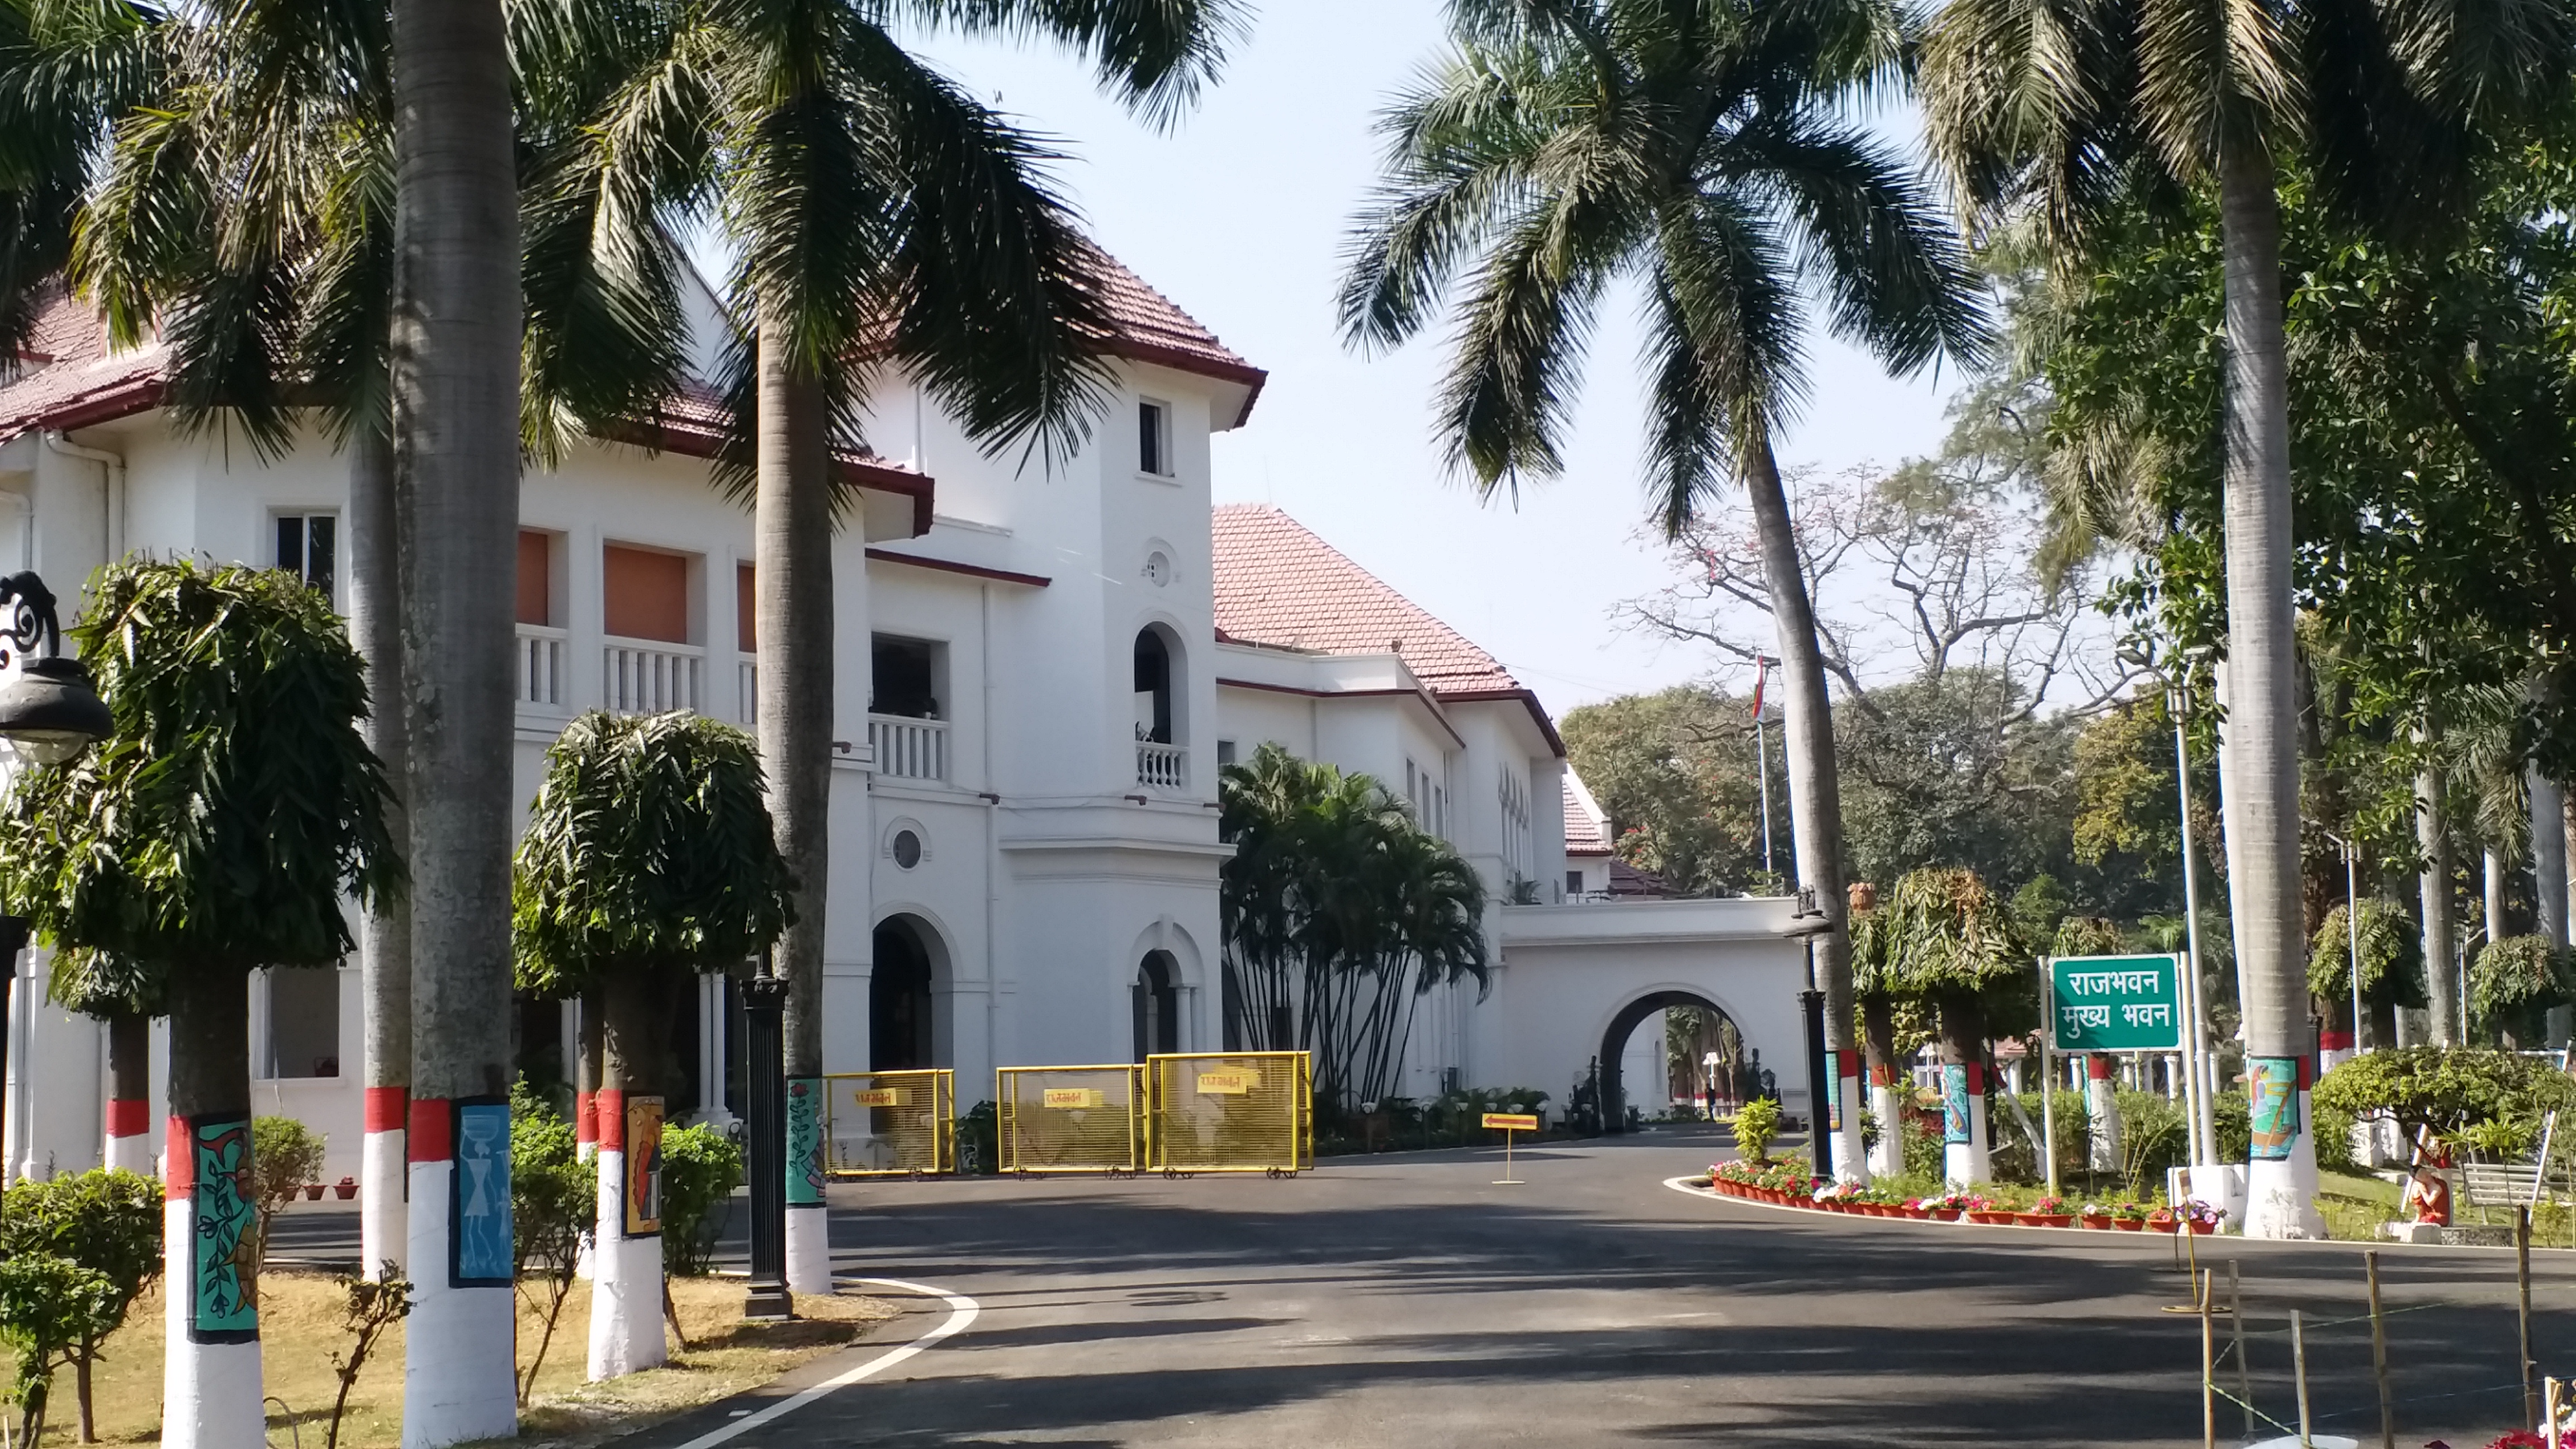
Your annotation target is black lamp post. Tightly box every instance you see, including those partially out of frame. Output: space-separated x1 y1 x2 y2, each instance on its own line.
740 966 792 1320
0 570 113 1156
1783 887 1838 1178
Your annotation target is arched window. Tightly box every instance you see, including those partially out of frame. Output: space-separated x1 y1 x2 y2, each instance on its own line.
1134 951 1180 1060
1132 629 1173 744
870 918 936 1070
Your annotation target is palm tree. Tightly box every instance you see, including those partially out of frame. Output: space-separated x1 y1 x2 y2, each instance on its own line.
570 0 1239 1289
1920 0 2575 1238
1339 0 1988 1180
514 710 792 1378
0 560 397 1449
1218 743 1491 1113
70 0 700 1294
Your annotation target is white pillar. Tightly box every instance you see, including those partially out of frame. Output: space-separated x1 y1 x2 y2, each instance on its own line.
2085 1056 2120 1173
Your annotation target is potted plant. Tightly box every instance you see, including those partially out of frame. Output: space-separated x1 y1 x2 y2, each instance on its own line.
301 1181 325 1201
1920 1190 1969 1221
1900 1197 1933 1220
2078 1202 2113 1230
2147 1206 2180 1234
2023 1195 2074 1228
2111 1202 2149 1231
333 1176 358 1200
1966 1195 2014 1225
2180 1200 2222 1235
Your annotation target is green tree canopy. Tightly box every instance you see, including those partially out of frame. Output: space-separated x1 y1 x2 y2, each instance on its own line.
512 709 793 993
2313 1046 2576 1148
0 560 397 978
2307 900 2428 1008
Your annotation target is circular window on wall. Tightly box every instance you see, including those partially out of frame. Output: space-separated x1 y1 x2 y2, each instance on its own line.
892 829 923 869
1143 550 1173 587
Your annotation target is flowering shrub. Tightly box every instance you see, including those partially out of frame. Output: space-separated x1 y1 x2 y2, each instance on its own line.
1916 1190 1976 1212
2175 1199 2222 1225
2080 1203 2111 1217
2113 1201 2150 1221
2031 1196 2067 1215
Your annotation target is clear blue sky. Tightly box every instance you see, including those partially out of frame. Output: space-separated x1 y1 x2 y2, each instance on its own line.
905 3 1964 719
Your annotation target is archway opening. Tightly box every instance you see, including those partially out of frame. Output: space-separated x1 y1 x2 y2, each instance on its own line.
1132 628 1174 743
1134 950 1180 1060
1597 991 1755 1135
871 917 936 1070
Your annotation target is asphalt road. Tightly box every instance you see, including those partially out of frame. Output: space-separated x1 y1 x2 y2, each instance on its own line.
609 1127 2575 1449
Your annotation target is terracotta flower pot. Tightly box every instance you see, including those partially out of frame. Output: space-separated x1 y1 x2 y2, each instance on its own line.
1904 1206 1931 1220
2113 1218 2146 1232
2033 1214 2075 1228
333 1181 358 1200
1968 1210 2012 1225
302 1183 324 1201
2187 1219 2217 1235
1927 1208 1962 1222
2012 1212 2047 1227
2148 1218 2180 1234
2080 1214 2112 1230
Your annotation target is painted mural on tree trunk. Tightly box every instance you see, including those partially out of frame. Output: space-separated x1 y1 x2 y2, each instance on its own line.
186 1116 258 1342
623 1096 664 1235
785 1078 822 1205
1940 1066 1971 1145
2247 1058 2301 1159
452 1098 513 1285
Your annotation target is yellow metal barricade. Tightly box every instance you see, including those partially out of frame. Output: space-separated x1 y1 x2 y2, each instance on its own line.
997 1064 1146 1174
1145 1051 1313 1175
820 1069 955 1177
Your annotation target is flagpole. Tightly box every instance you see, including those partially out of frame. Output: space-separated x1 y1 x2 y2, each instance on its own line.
1753 655 1775 877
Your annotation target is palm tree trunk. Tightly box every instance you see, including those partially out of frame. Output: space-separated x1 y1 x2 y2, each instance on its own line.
587 970 667 1380
159 967 262 1449
2532 750 2569 1045
754 309 837 1295
2214 133 2321 1238
348 421 410 1278
389 0 522 1437
1741 431 1863 1181
102 1008 149 1175
1936 993 1987 1185
2419 735 2457 1045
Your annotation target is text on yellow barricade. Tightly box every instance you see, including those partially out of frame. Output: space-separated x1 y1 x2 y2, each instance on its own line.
1194 1069 1261 1096
853 1088 901 1109
1044 1088 1106 1110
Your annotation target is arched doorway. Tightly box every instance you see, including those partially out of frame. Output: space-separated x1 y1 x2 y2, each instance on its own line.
1133 629 1174 744
871 917 936 1070
1598 991 1748 1135
1133 950 1180 1060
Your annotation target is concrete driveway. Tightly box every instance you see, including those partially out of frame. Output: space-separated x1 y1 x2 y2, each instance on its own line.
615 1126 2570 1447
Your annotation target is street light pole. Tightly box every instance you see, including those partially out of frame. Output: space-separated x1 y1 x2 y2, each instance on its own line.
2169 676 2219 1167
740 968 791 1321
0 570 113 1172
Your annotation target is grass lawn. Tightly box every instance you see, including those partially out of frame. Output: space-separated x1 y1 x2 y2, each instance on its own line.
31 1271 898 1449
2317 1167 2404 1242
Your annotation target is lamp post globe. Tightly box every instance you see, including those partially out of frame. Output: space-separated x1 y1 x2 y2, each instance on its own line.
0 656 112 765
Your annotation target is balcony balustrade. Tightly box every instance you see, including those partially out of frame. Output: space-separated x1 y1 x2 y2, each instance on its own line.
603 638 704 715
869 714 950 782
1136 741 1187 792
517 625 567 709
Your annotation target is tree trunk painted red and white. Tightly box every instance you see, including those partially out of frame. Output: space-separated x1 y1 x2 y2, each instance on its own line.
351 421 410 1278
103 1010 150 1175
587 974 665 1379
1863 999 1902 1177
2085 1055 2120 1173
390 0 525 1433
160 969 262 1449
574 993 599 1280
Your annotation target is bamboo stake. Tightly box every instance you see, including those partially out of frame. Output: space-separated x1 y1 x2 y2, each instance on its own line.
2549 1376 2563 1449
2366 1249 2394 1449
2294 1308 2314 1448
2231 1258 2250 1441
2526 1206 2542 1431
2201 1270 2216 1449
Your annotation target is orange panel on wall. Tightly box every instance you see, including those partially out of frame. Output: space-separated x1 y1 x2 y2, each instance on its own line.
516 531 552 626
737 562 756 654
603 544 690 643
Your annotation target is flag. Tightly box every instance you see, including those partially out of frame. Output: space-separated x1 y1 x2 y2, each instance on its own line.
1749 655 1767 719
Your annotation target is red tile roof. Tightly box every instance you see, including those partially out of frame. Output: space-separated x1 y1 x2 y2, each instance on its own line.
1211 504 1564 755
1086 251 1265 424
1564 771 1611 856
1 243 1267 443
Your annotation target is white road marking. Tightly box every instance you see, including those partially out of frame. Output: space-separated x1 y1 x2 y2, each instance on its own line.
665 1276 979 1449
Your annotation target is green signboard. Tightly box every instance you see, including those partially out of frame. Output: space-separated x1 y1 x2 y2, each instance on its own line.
2048 954 2182 1052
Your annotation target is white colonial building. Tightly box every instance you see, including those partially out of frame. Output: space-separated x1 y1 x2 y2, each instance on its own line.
0 254 1816 1187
